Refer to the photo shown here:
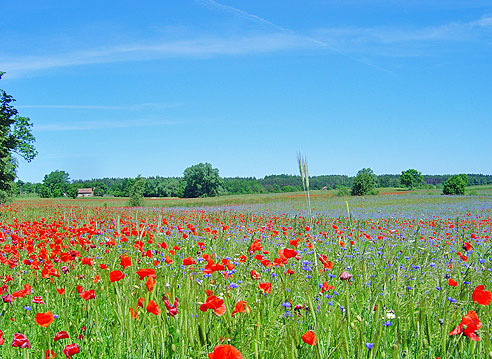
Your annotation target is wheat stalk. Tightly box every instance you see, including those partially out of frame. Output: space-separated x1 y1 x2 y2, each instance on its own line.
297 152 311 217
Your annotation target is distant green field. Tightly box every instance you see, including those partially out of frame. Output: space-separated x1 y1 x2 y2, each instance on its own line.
13 185 491 211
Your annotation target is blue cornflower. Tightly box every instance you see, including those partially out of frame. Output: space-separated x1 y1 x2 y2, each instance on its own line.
366 343 374 350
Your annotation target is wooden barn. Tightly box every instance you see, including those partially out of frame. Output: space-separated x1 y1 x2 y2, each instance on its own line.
77 188 94 198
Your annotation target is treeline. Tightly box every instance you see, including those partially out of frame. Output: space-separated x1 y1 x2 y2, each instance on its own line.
14 173 492 198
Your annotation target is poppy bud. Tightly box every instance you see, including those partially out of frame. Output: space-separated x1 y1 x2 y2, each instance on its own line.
340 272 353 281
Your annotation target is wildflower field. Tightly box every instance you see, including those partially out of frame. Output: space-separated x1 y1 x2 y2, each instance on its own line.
1 193 492 358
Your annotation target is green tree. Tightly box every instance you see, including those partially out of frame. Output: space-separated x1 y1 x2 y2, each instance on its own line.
128 175 146 207
351 168 377 196
0 72 37 202
42 170 70 197
182 163 223 198
400 169 423 189
443 174 468 195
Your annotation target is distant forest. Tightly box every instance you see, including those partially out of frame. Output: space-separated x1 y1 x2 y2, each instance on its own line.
14 173 492 198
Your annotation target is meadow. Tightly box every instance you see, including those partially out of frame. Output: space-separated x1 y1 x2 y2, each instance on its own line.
1 190 492 358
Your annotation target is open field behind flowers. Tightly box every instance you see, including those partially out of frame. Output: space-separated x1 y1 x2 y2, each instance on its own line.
1 193 492 358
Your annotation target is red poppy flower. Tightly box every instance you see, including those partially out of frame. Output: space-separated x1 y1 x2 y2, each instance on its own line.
11 333 31 348
318 255 333 270
463 242 473 251
449 310 482 341
200 295 226 316
259 282 271 294
63 343 80 358
472 285 491 306
146 276 155 292
279 248 297 259
120 255 132 269
163 297 179 317
137 297 145 308
250 270 260 280
32 296 45 304
302 331 317 345
129 307 139 319
136 268 156 280
80 289 96 301
146 300 161 315
109 270 125 282
208 344 243 359
99 264 108 270
54 331 70 341
448 278 458 287
321 282 335 293
35 311 54 327
231 301 250 317
81 257 92 266
183 257 196 266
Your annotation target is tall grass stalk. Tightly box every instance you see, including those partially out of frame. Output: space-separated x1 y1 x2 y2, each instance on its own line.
297 152 312 218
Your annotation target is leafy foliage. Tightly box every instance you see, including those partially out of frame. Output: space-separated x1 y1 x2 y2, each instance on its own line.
183 163 223 198
0 72 37 202
40 170 70 198
400 169 423 189
351 168 377 196
128 175 146 207
443 174 468 195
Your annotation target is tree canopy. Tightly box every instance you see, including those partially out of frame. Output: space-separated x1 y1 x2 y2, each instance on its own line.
0 72 37 201
40 170 70 198
443 174 468 195
400 169 423 189
183 163 223 198
128 175 146 207
351 168 377 196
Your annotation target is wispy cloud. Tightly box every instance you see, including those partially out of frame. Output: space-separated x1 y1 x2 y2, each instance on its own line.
314 15 492 55
198 0 392 73
18 103 182 111
0 33 313 77
34 118 180 132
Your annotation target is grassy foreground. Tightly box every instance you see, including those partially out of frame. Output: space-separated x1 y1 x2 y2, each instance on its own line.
0 192 491 358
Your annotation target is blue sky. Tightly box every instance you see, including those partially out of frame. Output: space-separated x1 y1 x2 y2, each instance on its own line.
1 0 491 183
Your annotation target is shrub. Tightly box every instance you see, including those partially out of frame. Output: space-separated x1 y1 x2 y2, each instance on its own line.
351 168 377 196
128 176 146 207
337 186 351 197
442 174 468 195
